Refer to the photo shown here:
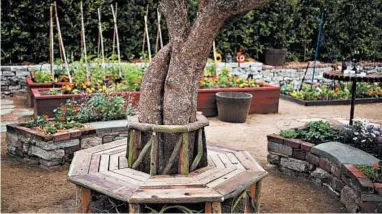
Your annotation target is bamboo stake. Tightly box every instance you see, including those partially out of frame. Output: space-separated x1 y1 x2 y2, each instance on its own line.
158 9 163 49
141 5 149 54
111 3 121 77
144 15 152 62
80 1 90 82
212 40 217 64
49 5 54 82
54 2 72 83
98 8 105 67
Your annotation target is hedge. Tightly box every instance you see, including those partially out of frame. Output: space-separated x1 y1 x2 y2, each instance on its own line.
2 0 382 64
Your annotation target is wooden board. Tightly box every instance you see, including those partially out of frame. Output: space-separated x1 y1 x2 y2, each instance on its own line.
68 151 92 176
88 154 101 174
129 188 222 203
82 139 126 153
113 168 150 182
206 169 245 188
213 171 267 199
68 174 135 202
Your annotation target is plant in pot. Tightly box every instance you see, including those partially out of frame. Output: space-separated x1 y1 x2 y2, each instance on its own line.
254 0 297 65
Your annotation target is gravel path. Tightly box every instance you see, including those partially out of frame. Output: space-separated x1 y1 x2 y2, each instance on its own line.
2 96 381 212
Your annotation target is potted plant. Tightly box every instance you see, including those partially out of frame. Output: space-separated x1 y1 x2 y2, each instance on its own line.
255 0 296 66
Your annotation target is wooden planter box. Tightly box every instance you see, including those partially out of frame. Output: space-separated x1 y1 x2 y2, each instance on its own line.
26 77 64 107
32 88 140 117
32 83 280 117
280 94 382 106
197 84 280 116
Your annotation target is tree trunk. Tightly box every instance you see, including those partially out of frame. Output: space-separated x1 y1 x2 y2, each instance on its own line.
136 0 272 174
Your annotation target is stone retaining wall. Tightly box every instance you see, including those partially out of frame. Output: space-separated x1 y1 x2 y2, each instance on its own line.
6 123 128 169
267 134 382 213
2 62 381 97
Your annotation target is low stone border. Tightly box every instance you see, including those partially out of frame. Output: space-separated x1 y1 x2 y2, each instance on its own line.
267 134 382 213
280 94 382 106
6 121 128 169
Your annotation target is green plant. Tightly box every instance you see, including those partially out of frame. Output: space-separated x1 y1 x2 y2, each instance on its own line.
356 162 382 182
49 88 61 95
280 130 299 138
298 120 335 144
31 70 52 83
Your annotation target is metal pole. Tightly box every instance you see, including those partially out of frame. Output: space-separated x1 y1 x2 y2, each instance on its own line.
349 80 357 125
311 12 324 89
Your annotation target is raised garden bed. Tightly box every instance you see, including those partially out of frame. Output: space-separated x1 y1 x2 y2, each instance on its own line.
280 94 382 106
26 77 65 107
266 121 382 212
197 84 280 116
32 88 140 117
32 83 280 117
6 119 129 169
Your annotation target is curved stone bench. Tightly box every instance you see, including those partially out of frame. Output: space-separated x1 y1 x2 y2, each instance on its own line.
267 134 382 213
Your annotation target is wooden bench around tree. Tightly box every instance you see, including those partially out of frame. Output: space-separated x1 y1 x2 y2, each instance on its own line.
68 139 267 213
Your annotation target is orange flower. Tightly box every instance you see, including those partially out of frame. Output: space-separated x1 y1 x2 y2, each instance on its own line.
373 162 379 169
43 114 49 120
61 106 67 112
60 116 66 121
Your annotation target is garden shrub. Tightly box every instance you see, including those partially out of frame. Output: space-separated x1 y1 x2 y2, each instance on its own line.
2 0 382 64
279 120 382 159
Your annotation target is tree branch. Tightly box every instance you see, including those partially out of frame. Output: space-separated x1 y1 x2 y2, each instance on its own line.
211 0 273 16
139 44 172 124
159 0 191 44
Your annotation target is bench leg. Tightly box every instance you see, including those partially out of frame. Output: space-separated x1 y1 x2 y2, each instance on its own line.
244 182 262 213
211 202 221 213
76 186 92 213
255 181 262 212
129 203 142 213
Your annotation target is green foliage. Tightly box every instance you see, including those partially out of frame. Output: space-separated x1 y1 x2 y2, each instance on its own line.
31 69 52 83
1 0 164 64
286 83 381 101
356 163 382 183
279 120 335 145
280 130 300 139
2 0 382 63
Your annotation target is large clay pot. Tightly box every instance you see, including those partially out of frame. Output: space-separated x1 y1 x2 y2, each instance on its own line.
263 48 287 66
216 92 253 123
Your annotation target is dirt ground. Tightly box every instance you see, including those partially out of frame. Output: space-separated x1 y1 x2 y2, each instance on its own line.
1 95 382 213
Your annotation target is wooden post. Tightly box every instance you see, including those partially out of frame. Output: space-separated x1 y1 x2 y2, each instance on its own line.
211 202 221 213
179 132 189 175
150 133 158 175
76 186 92 213
205 202 212 213
255 181 262 212
129 203 141 213
244 183 257 213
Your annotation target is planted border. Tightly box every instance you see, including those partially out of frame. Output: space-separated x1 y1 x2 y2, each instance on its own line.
280 94 382 106
6 121 129 169
32 83 280 117
267 134 382 213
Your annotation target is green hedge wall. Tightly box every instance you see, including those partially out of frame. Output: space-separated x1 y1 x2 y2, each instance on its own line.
2 0 382 64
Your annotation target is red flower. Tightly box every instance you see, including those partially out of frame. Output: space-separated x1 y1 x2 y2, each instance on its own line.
373 162 379 169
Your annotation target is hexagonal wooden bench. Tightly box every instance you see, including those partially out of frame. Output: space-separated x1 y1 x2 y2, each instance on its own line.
68 139 267 213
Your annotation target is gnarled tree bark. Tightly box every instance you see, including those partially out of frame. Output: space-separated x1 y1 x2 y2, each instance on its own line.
136 0 272 174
